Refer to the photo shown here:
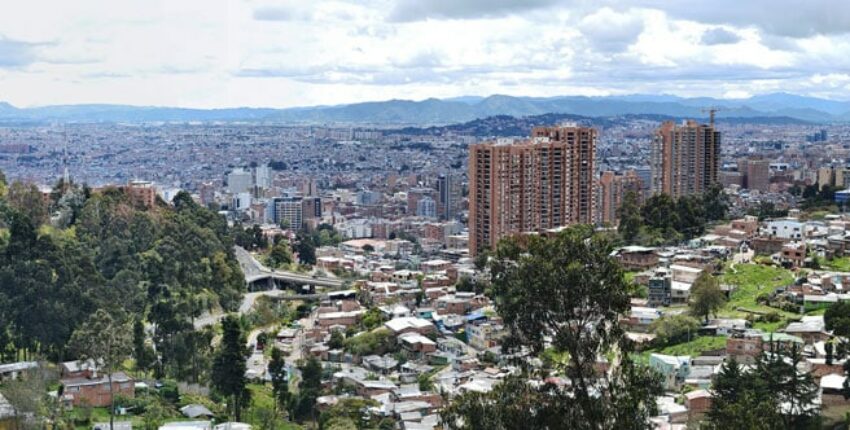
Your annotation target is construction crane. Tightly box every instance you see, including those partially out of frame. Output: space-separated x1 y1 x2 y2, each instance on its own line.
701 107 723 127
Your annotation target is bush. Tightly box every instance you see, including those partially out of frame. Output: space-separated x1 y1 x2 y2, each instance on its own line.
649 315 702 346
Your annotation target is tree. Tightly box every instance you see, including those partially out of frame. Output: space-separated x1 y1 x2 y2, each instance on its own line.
69 309 133 430
689 271 726 323
707 356 783 429
212 315 249 421
294 232 317 266
268 347 290 415
702 182 729 222
291 356 322 422
7 181 48 226
268 240 293 268
648 314 700 346
617 190 642 244
133 319 154 375
328 330 345 350
447 226 662 429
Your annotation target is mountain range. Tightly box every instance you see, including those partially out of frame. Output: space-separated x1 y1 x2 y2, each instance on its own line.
0 92 847 125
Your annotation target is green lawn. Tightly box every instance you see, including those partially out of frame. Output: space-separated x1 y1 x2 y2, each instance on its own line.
720 263 796 318
823 256 850 272
635 336 728 364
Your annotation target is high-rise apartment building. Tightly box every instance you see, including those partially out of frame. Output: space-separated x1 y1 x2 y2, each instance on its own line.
598 170 643 225
468 125 597 256
437 173 462 220
407 187 435 215
744 158 771 192
650 120 721 198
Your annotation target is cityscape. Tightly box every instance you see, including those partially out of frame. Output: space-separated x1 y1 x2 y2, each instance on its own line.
3 1 850 430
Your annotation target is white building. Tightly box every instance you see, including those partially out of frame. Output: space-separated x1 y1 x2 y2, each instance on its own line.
227 168 253 194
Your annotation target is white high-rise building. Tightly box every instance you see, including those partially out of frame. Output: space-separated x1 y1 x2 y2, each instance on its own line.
227 168 253 194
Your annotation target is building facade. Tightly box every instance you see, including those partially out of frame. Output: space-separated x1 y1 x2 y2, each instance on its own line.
437 173 462 221
468 125 597 256
598 170 643 225
650 120 721 198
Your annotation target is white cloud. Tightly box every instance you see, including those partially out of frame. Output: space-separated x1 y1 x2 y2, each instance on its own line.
0 0 848 108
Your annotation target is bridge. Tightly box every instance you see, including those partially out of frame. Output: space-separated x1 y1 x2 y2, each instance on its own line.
234 246 345 291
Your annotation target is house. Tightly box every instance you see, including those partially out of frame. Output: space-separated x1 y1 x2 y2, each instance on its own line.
783 316 829 344
821 374 850 407
649 354 690 390
684 389 712 417
780 242 806 268
614 246 658 270
158 421 212 430
180 404 214 419
398 333 437 358
0 361 37 381
62 371 135 407
93 422 133 430
384 317 435 336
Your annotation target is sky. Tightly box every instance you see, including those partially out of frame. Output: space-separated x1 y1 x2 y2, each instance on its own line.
1 0 850 108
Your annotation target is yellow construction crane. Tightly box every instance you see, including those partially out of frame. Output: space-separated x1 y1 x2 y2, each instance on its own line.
701 107 723 127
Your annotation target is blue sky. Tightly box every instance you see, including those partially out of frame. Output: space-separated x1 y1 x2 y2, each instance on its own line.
1 0 849 108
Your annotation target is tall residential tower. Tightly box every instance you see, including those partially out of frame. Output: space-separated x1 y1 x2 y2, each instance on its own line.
469 125 596 256
650 120 721 198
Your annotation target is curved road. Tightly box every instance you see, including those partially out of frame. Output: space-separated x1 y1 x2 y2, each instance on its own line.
194 246 342 329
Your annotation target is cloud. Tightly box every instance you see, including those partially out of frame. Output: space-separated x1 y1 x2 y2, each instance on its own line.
700 28 741 45
253 6 306 22
0 37 39 68
388 0 563 22
633 0 850 38
578 8 645 52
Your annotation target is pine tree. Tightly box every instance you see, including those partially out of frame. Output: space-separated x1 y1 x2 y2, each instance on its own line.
212 315 249 421
268 347 290 414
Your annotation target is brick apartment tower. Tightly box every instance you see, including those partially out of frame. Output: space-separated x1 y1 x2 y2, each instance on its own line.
599 170 644 225
469 125 597 256
650 120 721 198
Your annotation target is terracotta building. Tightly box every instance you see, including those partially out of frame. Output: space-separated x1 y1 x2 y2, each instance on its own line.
650 120 720 198
598 170 643 225
469 125 596 256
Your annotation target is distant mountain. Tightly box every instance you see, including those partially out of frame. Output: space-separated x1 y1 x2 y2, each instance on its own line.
0 92 846 124
396 113 813 138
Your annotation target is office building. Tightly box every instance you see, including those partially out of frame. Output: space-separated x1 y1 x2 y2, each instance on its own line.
650 120 721 198
468 125 597 256
437 173 462 220
598 170 643 225
254 164 272 190
227 168 253 194
417 196 437 218
270 196 303 229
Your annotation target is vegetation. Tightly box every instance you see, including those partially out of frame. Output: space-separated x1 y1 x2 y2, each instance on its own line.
649 314 701 346
211 315 250 421
721 263 796 316
618 183 728 246
707 344 820 429
442 226 663 429
690 272 726 323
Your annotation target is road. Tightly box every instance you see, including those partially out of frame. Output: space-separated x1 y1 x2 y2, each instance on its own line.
194 247 339 329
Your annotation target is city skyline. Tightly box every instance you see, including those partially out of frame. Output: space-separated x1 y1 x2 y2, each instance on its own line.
1 1 850 109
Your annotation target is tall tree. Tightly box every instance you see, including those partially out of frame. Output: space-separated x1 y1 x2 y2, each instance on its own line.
617 190 643 244
292 356 322 422
211 315 249 421
702 182 729 221
689 271 726 323
445 226 662 429
69 309 133 430
268 347 290 415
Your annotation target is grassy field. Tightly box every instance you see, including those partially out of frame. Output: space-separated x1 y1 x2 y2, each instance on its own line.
720 263 796 318
823 256 850 272
635 336 728 364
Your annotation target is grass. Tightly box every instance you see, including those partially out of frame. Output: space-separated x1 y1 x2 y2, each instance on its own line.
823 256 850 272
720 263 796 318
635 336 728 364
